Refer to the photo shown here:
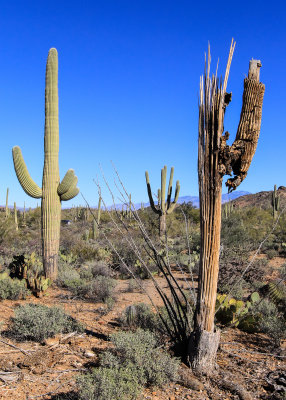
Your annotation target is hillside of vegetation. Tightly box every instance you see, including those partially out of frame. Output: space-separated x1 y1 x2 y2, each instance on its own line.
0 192 284 399
232 186 286 210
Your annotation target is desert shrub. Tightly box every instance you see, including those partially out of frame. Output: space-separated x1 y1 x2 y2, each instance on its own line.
265 249 278 260
68 276 116 303
256 299 286 347
126 278 142 292
77 364 141 400
0 276 30 300
119 302 193 341
120 303 157 331
9 304 84 341
71 242 111 263
110 329 179 386
218 247 268 291
77 329 179 400
90 261 113 278
56 262 81 288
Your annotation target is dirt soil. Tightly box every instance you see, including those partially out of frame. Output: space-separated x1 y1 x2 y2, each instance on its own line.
0 267 285 400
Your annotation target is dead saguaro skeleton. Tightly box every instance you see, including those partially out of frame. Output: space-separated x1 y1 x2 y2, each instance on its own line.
188 41 265 373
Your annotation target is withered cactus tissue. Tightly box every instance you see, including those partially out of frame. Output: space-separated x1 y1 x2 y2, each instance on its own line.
189 41 265 373
12 48 79 280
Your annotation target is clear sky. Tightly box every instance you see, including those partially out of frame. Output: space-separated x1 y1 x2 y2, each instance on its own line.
0 0 285 208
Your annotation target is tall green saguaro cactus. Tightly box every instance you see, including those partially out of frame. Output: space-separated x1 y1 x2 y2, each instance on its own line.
145 166 180 237
12 48 79 280
272 184 280 219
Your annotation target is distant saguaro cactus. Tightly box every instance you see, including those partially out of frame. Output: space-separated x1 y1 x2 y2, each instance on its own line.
5 188 9 219
14 202 18 231
189 42 265 373
12 48 79 280
145 166 180 237
271 184 280 219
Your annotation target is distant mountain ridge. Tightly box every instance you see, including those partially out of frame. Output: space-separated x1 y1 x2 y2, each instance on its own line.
110 190 251 210
3 190 252 211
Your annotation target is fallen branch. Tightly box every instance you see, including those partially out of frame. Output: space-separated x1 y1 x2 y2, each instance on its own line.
0 337 31 356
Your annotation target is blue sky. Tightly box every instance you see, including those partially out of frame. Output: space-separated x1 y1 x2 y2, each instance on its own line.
0 1 285 208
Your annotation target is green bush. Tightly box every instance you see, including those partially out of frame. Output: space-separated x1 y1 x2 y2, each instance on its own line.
68 275 116 303
265 248 278 260
256 299 286 347
77 364 142 400
56 262 81 288
0 276 30 300
111 329 179 386
120 303 158 332
77 329 179 400
9 304 84 341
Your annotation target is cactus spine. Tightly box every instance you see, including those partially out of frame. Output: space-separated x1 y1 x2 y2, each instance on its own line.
272 184 280 219
5 188 9 218
145 166 180 237
12 48 79 280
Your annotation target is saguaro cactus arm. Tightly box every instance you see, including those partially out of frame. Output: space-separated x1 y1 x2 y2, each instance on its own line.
60 186 79 201
166 180 180 214
57 169 78 195
166 167 174 209
12 146 42 198
145 171 161 215
222 60 265 191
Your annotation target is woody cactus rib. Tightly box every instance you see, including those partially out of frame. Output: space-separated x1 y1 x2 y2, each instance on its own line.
189 42 265 374
12 48 79 281
145 166 180 236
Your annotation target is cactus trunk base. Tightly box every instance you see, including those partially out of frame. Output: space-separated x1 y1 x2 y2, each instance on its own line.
188 329 220 374
159 214 166 237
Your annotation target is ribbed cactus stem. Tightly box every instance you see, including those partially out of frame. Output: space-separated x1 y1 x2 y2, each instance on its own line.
272 184 280 219
145 166 180 237
41 48 61 279
12 48 79 281
97 196 101 225
5 188 9 219
157 189 161 207
161 166 167 214
14 202 18 231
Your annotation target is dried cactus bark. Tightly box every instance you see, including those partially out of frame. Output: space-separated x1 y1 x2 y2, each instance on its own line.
12 48 79 280
189 42 265 373
145 166 180 237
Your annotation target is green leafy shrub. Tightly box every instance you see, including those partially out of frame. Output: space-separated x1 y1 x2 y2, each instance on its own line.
256 299 286 347
126 278 142 292
69 275 116 303
110 329 179 386
56 262 81 288
9 304 84 341
77 364 142 400
265 249 278 259
0 274 30 300
77 329 179 400
120 303 157 331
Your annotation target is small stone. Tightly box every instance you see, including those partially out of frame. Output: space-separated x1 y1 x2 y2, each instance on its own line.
44 337 59 346
84 350 96 358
